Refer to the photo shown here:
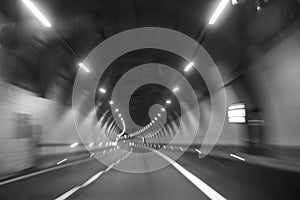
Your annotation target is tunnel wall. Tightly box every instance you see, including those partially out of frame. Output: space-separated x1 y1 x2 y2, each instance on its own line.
250 19 300 147
153 20 300 150
0 80 37 174
0 79 108 175
0 79 89 144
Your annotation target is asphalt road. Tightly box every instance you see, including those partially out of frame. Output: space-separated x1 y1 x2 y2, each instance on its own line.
0 146 299 200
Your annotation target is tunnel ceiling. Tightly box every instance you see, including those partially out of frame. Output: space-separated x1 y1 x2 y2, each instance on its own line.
95 48 204 126
0 0 299 128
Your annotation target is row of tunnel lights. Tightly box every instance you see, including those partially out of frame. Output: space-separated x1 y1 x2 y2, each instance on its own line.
23 0 265 37
21 0 233 74
119 84 181 137
21 0 266 88
21 0 232 33
21 0 197 74
134 110 164 136
123 93 176 138
101 81 178 138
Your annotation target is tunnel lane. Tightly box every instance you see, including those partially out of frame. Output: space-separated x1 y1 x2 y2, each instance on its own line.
1 146 300 200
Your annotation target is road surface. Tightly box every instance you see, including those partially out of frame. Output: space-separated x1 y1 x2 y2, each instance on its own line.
0 146 299 200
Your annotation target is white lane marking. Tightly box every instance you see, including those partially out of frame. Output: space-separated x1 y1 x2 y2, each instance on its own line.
0 157 92 186
195 149 202 154
180 147 184 151
57 158 67 165
154 150 227 200
55 186 81 200
230 154 245 162
81 171 104 187
55 149 132 200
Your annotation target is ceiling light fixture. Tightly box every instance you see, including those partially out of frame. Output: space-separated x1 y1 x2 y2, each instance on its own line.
184 62 194 72
21 0 52 27
209 0 230 25
99 88 106 94
172 87 180 92
78 63 90 73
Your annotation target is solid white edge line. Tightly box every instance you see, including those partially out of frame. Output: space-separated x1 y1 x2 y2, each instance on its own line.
55 187 81 200
154 150 227 200
0 157 92 186
55 149 132 200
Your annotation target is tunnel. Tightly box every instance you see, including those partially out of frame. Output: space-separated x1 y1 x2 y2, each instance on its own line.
0 0 300 199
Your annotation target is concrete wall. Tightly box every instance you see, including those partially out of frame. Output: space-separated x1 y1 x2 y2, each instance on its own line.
252 20 300 146
0 80 37 174
0 78 112 144
0 139 35 175
0 79 111 175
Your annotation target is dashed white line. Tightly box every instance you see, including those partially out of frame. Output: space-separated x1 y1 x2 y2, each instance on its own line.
0 157 92 186
55 149 132 200
195 149 202 154
154 150 227 200
230 154 245 161
57 158 67 165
